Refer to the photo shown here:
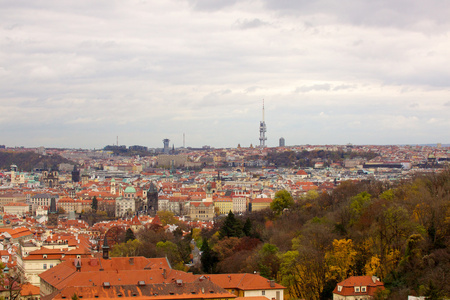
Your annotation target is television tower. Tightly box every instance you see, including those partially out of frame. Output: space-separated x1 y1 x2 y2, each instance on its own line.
259 100 267 148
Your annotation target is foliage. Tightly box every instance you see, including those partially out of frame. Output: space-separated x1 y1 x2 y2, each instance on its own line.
218 211 243 239
0 150 74 171
91 196 98 211
270 190 294 215
110 239 143 257
125 228 136 242
157 210 179 226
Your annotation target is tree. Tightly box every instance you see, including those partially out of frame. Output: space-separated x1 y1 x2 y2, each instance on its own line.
243 217 252 236
325 239 357 282
91 196 98 211
157 210 178 226
110 239 143 257
270 190 294 215
125 228 136 242
200 237 218 273
219 211 243 239
0 264 22 300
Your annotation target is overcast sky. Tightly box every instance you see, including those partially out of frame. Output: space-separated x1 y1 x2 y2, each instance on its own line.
1 0 449 149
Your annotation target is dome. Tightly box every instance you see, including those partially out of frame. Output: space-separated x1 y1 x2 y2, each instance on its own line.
124 186 136 194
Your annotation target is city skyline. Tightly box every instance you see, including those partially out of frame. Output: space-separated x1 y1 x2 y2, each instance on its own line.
1 1 450 149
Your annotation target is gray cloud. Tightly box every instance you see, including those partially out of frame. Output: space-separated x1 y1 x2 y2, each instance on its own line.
0 0 449 148
295 84 331 93
236 18 269 30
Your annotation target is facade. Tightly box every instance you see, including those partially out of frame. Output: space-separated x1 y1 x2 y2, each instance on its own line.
42 169 59 188
115 197 135 217
333 276 385 300
249 197 272 211
214 197 232 215
188 201 214 221
29 194 59 208
3 202 29 216
232 192 248 213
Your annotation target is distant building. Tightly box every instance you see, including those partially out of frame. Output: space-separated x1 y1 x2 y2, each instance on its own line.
42 168 59 188
279 137 285 147
333 276 384 300
163 139 170 154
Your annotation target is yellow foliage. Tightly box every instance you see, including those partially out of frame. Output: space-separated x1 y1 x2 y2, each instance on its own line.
325 239 357 282
364 255 381 277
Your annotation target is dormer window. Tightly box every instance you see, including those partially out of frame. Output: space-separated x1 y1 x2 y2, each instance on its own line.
361 286 366 292
337 286 342 292
43 255 47 259
354 286 360 292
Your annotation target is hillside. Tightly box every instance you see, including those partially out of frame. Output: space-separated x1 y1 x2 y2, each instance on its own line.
0 151 74 171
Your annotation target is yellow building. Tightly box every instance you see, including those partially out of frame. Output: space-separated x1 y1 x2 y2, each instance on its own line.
214 197 233 215
249 197 272 212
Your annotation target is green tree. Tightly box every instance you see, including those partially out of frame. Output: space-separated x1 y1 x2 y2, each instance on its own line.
91 196 98 211
219 211 243 239
157 210 178 226
125 228 136 242
270 190 294 215
110 239 143 257
200 237 218 273
243 217 252 236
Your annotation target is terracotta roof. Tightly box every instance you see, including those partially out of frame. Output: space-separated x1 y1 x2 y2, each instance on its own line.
333 276 384 297
45 278 236 300
206 274 285 291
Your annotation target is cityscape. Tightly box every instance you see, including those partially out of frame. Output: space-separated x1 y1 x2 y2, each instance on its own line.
1 1 450 300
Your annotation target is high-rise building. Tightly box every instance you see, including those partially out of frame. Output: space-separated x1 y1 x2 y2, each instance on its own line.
163 139 170 154
259 100 267 148
279 137 285 147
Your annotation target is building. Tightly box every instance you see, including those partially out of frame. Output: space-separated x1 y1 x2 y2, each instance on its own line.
279 137 285 147
146 182 158 215
42 168 59 188
333 276 385 300
249 197 272 212
3 202 29 216
29 194 59 208
188 201 214 221
207 273 285 300
115 197 135 217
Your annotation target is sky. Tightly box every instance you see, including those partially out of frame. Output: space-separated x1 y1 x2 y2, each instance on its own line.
1 0 450 149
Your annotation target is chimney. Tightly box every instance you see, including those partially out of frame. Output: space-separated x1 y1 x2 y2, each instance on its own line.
163 268 167 279
270 280 275 288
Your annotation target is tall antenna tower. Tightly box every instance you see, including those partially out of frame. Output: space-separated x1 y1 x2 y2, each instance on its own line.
259 100 267 148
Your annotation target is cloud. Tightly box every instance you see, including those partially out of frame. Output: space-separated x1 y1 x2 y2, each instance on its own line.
236 18 268 30
0 0 449 148
295 84 331 93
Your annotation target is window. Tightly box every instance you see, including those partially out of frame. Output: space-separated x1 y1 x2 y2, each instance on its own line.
262 291 265 296
354 286 360 292
43 264 47 269
50 264 54 268
361 287 366 292
337 286 342 292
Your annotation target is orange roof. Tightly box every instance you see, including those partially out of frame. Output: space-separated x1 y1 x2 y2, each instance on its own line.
20 283 40 296
333 276 384 297
206 274 285 291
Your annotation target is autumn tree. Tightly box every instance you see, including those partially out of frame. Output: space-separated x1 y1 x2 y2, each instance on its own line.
325 239 357 282
270 190 294 215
